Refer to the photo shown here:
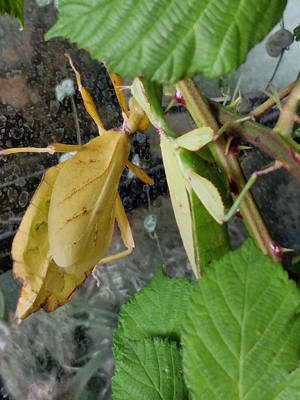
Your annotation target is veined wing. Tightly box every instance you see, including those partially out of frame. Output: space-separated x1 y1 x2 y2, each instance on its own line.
48 132 130 267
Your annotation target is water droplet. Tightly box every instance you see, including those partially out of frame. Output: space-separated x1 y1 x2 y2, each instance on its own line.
144 214 157 234
16 177 26 187
11 129 23 140
7 187 18 203
19 191 29 208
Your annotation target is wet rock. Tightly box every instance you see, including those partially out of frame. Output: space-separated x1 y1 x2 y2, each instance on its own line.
0 75 28 108
265 29 294 57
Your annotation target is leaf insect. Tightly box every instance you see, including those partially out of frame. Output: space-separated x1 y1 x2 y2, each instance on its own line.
1 55 153 320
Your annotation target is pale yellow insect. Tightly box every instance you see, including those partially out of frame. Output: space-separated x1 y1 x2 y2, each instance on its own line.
1 56 153 320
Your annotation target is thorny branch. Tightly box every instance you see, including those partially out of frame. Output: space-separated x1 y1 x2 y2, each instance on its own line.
210 101 300 181
274 73 300 138
177 78 281 262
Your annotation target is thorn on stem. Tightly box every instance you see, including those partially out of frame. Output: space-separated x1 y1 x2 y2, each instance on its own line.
117 85 131 92
174 88 185 105
235 209 242 218
228 139 239 157
270 241 283 261
291 150 300 164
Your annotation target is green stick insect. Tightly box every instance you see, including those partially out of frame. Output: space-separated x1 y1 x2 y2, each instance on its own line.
131 78 285 277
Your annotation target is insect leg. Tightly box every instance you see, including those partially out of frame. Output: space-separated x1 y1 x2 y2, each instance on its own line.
105 67 149 132
49 143 84 152
66 53 106 136
105 67 130 118
99 194 135 264
223 160 283 222
103 67 150 132
0 143 83 156
126 160 154 185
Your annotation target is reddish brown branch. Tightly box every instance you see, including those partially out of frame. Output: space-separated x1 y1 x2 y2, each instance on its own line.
209 101 300 181
178 78 280 262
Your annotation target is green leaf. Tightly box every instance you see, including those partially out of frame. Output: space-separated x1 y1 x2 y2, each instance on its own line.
46 0 287 82
175 128 214 151
0 0 24 25
114 267 190 346
182 239 300 400
113 338 187 400
294 24 300 41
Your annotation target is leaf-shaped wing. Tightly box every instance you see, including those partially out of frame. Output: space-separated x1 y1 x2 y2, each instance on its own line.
12 159 121 320
12 165 61 319
185 169 225 224
13 132 131 319
178 148 230 269
161 137 229 276
48 132 130 267
160 136 199 277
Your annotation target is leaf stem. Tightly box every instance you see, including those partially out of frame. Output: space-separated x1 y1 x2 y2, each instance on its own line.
177 78 280 262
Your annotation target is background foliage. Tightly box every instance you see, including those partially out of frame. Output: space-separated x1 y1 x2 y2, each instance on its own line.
113 241 300 399
47 0 287 82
